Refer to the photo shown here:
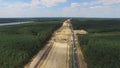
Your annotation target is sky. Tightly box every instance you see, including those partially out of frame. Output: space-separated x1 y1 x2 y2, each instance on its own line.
0 0 120 18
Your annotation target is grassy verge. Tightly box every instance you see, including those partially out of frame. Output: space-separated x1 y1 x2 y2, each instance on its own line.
69 44 74 68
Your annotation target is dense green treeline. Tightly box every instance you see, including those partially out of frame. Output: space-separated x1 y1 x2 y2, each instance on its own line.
79 33 120 68
72 19 120 33
71 19 120 68
0 20 62 68
0 18 66 23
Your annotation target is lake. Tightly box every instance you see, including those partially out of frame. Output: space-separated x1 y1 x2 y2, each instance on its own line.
0 22 31 26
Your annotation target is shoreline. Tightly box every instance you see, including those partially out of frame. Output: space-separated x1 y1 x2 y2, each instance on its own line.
0 21 32 26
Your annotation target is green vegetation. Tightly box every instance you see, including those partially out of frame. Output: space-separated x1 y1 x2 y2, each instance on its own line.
71 19 120 68
69 44 74 68
0 19 62 68
72 19 120 33
0 18 66 23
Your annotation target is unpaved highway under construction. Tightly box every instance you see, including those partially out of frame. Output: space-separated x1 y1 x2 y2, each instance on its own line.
25 19 72 68
25 19 87 68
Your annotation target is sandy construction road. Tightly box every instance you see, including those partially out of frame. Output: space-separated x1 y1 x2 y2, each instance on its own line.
38 42 68 68
25 19 72 68
25 19 87 68
36 19 71 68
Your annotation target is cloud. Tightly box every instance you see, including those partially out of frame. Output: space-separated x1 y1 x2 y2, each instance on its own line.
81 0 120 6
40 0 66 7
0 5 120 18
90 5 112 9
71 3 80 8
0 0 67 8
96 0 120 5
30 0 67 7
59 3 120 18
0 0 120 18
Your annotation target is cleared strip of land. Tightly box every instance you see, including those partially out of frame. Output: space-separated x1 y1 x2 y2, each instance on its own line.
25 19 87 68
25 19 72 68
38 42 68 68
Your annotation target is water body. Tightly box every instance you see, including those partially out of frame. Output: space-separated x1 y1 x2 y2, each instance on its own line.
0 22 32 26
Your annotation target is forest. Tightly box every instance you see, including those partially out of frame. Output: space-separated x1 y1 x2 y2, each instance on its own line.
0 18 63 68
71 18 120 68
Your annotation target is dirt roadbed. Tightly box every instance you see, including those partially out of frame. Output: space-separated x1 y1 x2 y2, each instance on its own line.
38 42 68 68
25 19 72 68
25 19 87 68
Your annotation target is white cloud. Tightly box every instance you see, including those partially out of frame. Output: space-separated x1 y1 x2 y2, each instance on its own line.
0 5 120 18
0 0 67 8
79 0 119 6
74 0 120 7
96 0 120 5
0 0 120 18
58 4 120 17
40 0 66 7
90 5 112 9
71 3 80 8
30 0 67 7
30 0 40 7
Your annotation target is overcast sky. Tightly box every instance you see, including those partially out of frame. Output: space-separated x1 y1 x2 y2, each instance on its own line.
0 0 120 18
